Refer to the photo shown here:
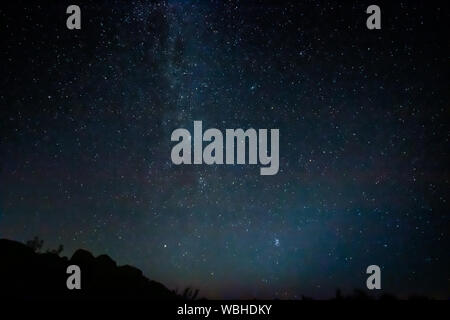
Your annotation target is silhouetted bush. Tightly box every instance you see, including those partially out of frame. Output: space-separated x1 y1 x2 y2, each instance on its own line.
25 236 44 253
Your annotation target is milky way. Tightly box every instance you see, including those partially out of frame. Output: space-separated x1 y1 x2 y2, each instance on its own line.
0 1 448 299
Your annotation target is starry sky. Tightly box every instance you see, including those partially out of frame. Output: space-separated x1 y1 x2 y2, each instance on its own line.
0 0 449 299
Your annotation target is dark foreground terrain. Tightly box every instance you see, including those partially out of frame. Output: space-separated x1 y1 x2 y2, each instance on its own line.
0 238 445 319
0 238 179 300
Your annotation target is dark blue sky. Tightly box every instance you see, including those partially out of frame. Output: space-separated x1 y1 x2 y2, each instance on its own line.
0 0 448 299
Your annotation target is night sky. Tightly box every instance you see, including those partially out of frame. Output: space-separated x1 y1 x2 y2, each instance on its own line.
1 0 449 299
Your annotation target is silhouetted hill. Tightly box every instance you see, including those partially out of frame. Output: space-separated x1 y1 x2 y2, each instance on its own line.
0 239 180 300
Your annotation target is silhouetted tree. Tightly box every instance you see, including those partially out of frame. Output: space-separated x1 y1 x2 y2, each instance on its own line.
25 236 44 253
47 244 64 256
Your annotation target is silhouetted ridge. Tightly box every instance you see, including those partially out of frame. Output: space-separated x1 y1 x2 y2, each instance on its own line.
71 249 95 263
0 239 179 300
